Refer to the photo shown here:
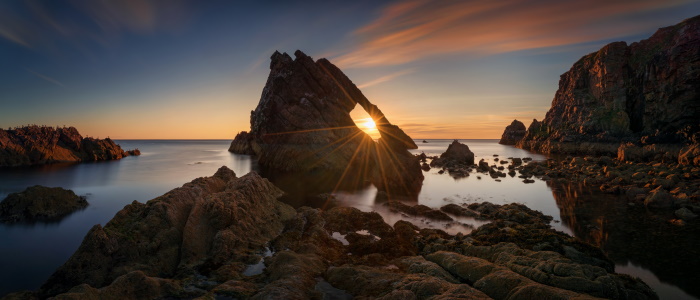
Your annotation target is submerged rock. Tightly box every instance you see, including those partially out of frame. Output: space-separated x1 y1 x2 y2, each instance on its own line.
0 125 139 167
498 120 527 145
0 185 88 223
228 50 422 196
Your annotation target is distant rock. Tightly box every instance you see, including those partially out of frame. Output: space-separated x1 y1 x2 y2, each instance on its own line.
228 50 422 196
498 119 526 145
431 140 475 169
422 140 428 143
0 185 88 223
516 16 700 158
0 125 139 167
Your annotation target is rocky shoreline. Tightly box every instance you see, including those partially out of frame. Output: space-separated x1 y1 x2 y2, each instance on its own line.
0 126 140 167
4 166 657 299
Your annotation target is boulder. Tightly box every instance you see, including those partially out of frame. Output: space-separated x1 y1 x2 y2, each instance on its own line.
644 186 674 209
228 50 422 196
498 120 527 145
0 185 88 223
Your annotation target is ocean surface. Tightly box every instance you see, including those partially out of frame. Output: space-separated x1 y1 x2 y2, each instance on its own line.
0 139 695 299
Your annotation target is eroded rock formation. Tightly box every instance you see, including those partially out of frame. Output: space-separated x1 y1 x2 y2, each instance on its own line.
498 120 527 145
516 16 700 161
0 126 139 167
8 167 654 299
0 185 88 223
229 50 422 196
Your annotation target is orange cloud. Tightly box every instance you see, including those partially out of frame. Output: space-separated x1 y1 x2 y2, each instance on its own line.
335 0 694 67
357 69 414 89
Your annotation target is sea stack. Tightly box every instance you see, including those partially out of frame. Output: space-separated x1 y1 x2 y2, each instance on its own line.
516 16 700 160
0 125 139 167
229 50 423 196
498 120 527 145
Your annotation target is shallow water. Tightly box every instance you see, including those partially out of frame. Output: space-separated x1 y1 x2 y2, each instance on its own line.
0 139 695 299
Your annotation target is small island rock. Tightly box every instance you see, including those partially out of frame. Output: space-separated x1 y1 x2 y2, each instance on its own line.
0 185 88 223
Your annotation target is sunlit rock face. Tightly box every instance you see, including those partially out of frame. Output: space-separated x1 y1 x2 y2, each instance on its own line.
0 125 139 167
230 50 422 197
518 15 700 156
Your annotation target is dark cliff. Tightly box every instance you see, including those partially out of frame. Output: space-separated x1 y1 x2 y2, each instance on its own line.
0 125 139 167
517 15 700 159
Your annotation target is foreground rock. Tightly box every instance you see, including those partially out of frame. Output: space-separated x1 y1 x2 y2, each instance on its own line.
228 50 423 196
7 167 655 299
0 186 88 223
498 120 527 145
516 16 700 160
0 126 139 167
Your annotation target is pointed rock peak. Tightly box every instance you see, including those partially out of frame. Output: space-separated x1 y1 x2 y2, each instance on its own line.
293 49 311 60
270 51 292 68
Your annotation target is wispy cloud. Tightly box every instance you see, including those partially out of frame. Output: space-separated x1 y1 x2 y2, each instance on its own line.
0 0 191 50
357 69 414 89
26 68 64 87
335 0 694 68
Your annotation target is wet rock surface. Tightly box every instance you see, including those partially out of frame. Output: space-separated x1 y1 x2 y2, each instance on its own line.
6 167 656 299
228 50 423 196
0 186 88 223
515 16 700 157
0 126 139 167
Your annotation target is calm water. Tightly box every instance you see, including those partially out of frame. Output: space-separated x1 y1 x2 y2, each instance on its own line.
0 139 694 299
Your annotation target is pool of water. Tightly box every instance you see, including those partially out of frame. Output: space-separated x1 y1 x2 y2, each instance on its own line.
0 139 695 299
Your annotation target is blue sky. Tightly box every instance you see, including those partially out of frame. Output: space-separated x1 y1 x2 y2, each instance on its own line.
1 0 699 138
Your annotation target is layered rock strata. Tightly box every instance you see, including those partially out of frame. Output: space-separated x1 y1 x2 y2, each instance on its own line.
515 16 700 162
229 50 423 196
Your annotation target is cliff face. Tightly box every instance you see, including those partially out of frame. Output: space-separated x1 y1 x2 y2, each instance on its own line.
0 126 139 167
517 15 700 156
230 50 423 196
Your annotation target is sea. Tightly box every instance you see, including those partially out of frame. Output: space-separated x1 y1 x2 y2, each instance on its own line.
0 139 695 299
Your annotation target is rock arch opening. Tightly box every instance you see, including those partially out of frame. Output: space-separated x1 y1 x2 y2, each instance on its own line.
350 105 380 140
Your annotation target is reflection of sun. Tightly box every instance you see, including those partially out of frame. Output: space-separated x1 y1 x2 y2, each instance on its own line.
354 117 380 139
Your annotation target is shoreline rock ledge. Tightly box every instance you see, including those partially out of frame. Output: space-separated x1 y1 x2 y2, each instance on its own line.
0 125 140 167
229 50 423 196
511 15 700 162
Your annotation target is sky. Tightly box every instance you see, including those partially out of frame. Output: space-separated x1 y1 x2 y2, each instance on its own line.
1 0 699 139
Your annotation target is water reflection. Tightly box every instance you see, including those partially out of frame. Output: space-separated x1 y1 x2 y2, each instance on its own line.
550 181 700 300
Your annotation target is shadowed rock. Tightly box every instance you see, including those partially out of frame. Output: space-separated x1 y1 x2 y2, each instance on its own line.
430 140 475 169
0 125 139 167
0 185 88 223
498 120 527 145
516 16 700 158
229 50 422 196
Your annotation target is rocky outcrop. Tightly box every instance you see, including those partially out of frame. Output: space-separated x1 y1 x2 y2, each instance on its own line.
498 120 527 145
0 186 88 223
228 50 422 196
7 167 654 299
517 16 700 157
430 140 475 168
0 126 139 167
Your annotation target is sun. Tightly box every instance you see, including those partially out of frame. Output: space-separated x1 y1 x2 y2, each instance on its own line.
363 118 376 130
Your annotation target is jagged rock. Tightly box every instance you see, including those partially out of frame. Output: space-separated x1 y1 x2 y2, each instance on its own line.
517 16 700 156
644 186 674 209
499 120 527 145
0 186 88 223
228 50 422 196
227 131 254 155
383 201 453 221
39 166 296 298
431 140 475 171
679 144 700 166
0 126 139 167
